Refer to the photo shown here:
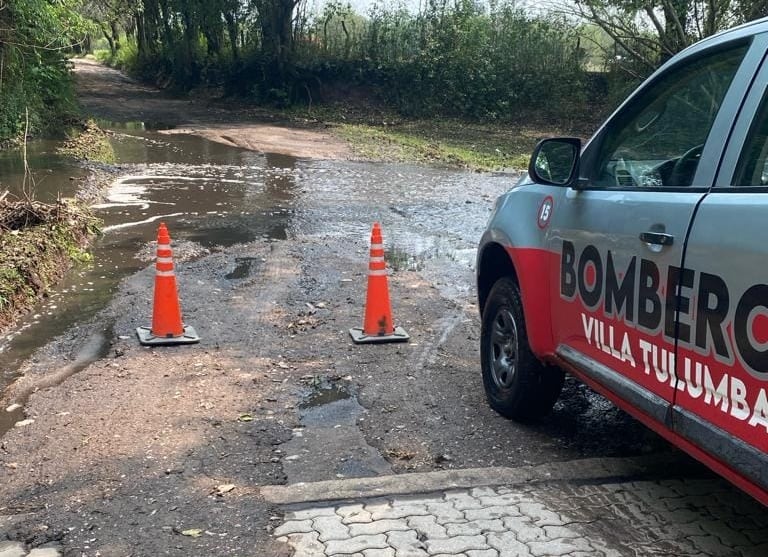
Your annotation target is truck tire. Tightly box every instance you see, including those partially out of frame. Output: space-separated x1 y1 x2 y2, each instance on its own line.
481 277 564 421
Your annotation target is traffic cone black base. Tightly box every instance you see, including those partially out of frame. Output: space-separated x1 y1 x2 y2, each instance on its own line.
136 324 200 346
349 326 409 344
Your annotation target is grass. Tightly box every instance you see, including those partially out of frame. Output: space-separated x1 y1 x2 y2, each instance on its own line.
282 103 600 172
57 119 116 163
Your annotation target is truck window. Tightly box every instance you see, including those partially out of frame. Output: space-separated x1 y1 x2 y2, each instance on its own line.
734 90 768 186
591 45 747 189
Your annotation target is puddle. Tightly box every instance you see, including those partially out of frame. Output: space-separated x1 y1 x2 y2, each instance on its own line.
300 384 352 410
386 247 425 272
0 135 300 396
225 257 262 280
285 381 391 483
0 133 513 425
0 140 88 202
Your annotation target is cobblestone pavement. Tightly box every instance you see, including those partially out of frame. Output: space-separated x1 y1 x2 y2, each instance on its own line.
0 542 60 557
270 465 768 557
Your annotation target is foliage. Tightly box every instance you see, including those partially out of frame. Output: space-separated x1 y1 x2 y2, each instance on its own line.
57 120 116 163
568 0 768 84
0 0 91 141
0 198 98 331
84 0 590 121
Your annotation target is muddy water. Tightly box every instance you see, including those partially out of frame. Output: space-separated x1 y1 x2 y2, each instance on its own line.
0 128 514 408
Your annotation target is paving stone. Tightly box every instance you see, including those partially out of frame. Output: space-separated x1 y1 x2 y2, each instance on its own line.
486 531 533 557
315 515 351 542
426 501 466 523
406 515 449 540
362 549 396 557
516 502 565 527
528 537 596 556
288 506 339 521
444 490 484 511
740 542 768 557
27 549 62 557
371 504 431 521
587 539 625 557
386 530 428 557
466 550 499 557
425 535 488 554
364 499 394 516
695 519 753 547
285 531 326 557
338 504 374 525
478 493 528 508
470 487 499 498
686 534 740 557
743 528 768 545
542 525 583 540
391 494 441 506
349 519 411 537
464 505 519 521
273 519 315 537
0 541 26 557
610 502 663 524
499 516 547 543
444 519 505 537
326 534 389 556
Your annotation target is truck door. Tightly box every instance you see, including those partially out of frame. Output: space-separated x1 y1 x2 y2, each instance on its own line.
548 40 755 424
673 42 768 494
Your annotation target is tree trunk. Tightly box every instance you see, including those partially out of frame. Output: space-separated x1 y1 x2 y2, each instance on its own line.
224 11 240 63
110 21 121 52
102 23 116 56
257 0 297 84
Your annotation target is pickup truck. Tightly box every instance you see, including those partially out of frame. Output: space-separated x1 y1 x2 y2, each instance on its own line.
477 17 768 505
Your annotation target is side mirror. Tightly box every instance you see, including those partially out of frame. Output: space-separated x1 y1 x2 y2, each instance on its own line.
529 138 581 187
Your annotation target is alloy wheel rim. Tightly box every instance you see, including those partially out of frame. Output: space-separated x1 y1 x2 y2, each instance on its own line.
489 307 518 389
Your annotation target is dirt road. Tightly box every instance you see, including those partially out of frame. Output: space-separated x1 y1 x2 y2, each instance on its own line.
0 61 702 556
74 58 352 160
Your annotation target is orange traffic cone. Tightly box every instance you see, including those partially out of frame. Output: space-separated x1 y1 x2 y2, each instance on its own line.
136 223 200 346
349 223 409 344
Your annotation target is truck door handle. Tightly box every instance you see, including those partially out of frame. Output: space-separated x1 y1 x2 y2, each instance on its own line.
639 231 674 246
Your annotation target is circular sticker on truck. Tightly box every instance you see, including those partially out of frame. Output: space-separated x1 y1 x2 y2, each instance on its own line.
538 196 554 229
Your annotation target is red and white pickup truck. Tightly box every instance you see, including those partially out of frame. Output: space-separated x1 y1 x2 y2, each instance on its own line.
476 17 768 505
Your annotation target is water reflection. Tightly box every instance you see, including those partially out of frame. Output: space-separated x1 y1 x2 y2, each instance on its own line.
0 141 88 202
0 133 301 389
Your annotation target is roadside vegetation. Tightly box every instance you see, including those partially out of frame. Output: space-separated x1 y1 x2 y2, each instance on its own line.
0 197 99 333
285 108 600 171
2 1 767 146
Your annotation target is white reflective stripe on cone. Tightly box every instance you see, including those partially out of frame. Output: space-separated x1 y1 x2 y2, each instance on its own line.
368 270 388 276
156 257 174 264
155 270 176 277
370 243 383 249
369 257 385 263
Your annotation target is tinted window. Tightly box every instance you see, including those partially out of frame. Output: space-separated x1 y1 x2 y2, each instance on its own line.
590 45 747 189
733 90 768 186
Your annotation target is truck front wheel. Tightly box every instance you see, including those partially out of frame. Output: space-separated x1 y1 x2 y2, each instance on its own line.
481 277 564 421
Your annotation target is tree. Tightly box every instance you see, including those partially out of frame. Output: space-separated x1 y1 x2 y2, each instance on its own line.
569 0 768 80
0 0 90 139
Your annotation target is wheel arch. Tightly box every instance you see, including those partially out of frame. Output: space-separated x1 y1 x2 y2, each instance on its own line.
477 241 518 317
477 236 556 358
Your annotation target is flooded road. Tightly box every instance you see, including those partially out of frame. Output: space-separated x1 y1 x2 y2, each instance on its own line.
0 127 506 401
